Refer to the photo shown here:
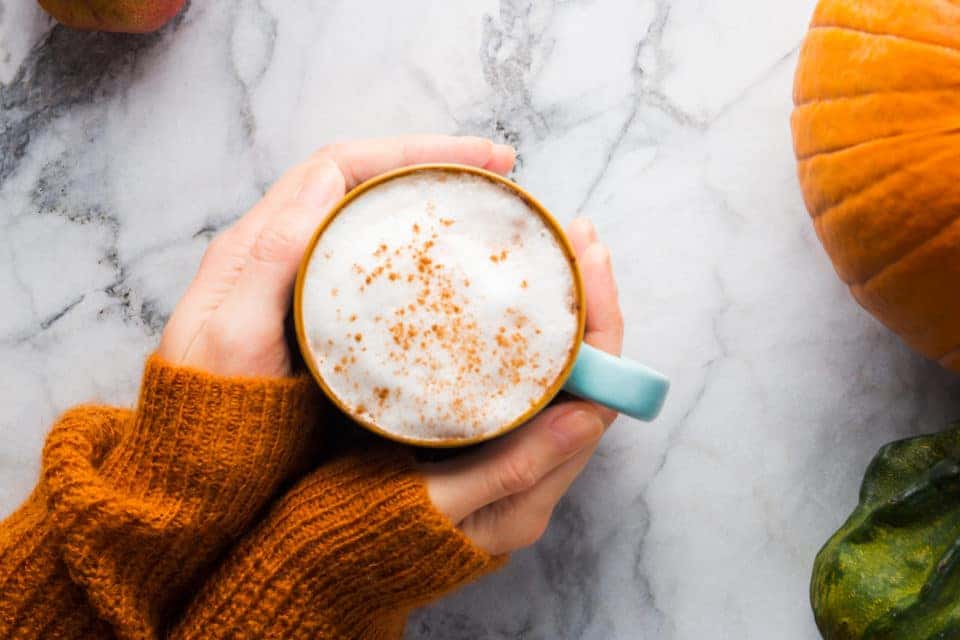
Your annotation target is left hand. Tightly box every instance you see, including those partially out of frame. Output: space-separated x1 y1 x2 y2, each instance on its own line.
158 135 516 377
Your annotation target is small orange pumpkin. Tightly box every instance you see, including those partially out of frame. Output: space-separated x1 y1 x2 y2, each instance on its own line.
792 0 960 371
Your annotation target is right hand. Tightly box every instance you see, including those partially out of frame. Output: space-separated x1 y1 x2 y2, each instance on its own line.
424 218 625 555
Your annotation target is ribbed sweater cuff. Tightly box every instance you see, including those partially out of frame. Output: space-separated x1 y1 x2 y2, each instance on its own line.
306 451 505 633
174 449 505 639
98 354 318 516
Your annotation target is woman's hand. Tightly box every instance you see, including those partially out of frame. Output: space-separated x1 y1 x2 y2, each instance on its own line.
158 135 516 377
158 133 621 557
423 218 624 555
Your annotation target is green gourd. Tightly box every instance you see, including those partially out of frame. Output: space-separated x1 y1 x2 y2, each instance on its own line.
812 424 960 639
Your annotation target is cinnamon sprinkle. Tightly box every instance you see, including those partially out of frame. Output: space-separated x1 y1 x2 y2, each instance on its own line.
326 215 551 430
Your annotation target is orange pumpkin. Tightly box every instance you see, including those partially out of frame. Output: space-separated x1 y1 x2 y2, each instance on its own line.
792 0 960 372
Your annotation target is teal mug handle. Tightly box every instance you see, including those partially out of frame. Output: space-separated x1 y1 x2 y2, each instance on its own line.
562 343 670 421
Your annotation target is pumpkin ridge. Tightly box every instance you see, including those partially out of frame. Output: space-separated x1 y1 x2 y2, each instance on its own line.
804 135 960 219
794 87 960 110
805 156 909 223
809 23 960 57
794 1 960 375
849 209 960 289
796 125 960 163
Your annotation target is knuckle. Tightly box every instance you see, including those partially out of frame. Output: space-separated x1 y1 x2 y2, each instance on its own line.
493 455 540 496
311 143 339 160
311 145 352 184
250 220 299 264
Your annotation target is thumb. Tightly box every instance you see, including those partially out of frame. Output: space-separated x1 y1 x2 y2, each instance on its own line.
224 161 346 319
423 404 603 525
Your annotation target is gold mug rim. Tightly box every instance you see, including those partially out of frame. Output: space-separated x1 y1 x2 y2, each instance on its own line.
293 163 587 448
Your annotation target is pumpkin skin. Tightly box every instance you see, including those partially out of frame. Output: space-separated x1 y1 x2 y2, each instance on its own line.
812 424 960 639
792 0 960 372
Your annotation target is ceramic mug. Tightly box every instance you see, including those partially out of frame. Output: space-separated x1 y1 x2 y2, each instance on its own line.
294 164 669 447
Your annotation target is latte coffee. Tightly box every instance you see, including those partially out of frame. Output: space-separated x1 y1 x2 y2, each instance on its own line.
298 167 581 444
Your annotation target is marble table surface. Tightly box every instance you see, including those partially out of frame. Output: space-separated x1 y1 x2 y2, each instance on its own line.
3 1 960 638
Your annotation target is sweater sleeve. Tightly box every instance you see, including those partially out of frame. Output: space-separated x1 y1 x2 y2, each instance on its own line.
0 355 320 640
171 449 506 640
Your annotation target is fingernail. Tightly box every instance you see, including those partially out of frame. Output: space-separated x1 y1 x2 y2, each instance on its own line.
295 163 342 209
548 409 603 454
492 144 517 170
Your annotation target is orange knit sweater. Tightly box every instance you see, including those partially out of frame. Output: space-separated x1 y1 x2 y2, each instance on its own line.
0 355 502 639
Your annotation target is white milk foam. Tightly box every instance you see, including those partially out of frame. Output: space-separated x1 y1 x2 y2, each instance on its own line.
301 170 578 442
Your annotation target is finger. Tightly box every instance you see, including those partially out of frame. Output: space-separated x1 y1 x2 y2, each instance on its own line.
483 142 516 176
580 242 624 356
222 161 346 318
567 229 624 426
531 238 625 471
567 217 598 258
216 160 338 255
462 447 597 555
424 403 604 525
186 136 516 325
222 136 515 252
458 405 604 554
211 155 327 248
474 410 603 549
187 164 336 303
566 218 623 356
318 134 516 188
